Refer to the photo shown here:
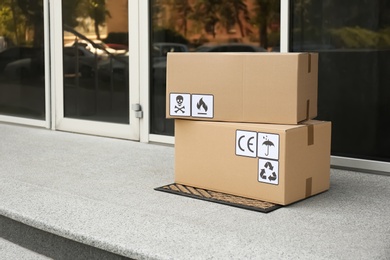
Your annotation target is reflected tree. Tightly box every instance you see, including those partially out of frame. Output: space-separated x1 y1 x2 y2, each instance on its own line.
0 0 20 45
172 0 193 37
0 0 111 46
253 0 279 49
221 0 250 38
16 0 43 47
62 0 86 28
292 0 390 49
82 0 110 40
191 0 251 39
151 0 168 28
192 0 222 38
150 0 284 47
0 0 42 46
63 0 110 40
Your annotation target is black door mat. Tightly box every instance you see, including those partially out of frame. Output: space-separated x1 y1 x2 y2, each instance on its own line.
155 183 282 213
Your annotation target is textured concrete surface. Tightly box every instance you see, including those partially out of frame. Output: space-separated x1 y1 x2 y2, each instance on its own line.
0 122 389 259
0 237 51 260
0 215 130 260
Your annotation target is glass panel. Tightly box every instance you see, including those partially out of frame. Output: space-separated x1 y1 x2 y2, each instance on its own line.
62 0 129 124
0 1 45 120
291 1 390 162
150 0 281 135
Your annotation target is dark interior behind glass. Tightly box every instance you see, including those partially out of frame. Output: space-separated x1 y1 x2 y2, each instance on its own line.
291 0 390 162
0 1 45 120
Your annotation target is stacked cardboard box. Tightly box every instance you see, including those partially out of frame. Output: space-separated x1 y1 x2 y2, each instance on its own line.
166 53 331 205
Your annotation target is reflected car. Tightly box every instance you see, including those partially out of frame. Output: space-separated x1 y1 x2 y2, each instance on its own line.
2 47 44 80
63 46 107 77
4 58 36 79
151 43 189 89
4 46 103 79
153 43 189 57
0 46 42 73
291 43 334 52
65 39 126 56
195 43 266 52
105 43 128 51
97 52 129 82
0 36 7 52
97 42 189 82
152 42 189 63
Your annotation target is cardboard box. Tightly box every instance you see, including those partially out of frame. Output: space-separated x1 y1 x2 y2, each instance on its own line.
174 119 331 205
167 53 318 124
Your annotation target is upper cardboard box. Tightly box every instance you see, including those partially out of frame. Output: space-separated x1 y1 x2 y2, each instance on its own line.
166 53 318 124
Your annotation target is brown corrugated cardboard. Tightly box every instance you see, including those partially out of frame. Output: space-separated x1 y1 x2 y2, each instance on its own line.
174 119 331 205
167 53 318 124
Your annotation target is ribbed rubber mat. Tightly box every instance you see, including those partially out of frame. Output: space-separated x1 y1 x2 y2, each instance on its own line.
155 183 282 213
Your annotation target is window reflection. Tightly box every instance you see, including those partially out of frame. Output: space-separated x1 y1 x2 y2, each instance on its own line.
150 0 280 135
291 0 390 162
62 0 129 124
0 1 45 119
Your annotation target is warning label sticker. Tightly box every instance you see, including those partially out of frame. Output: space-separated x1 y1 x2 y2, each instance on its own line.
191 94 214 118
234 130 280 186
169 93 191 117
258 159 279 185
235 130 257 158
257 132 279 160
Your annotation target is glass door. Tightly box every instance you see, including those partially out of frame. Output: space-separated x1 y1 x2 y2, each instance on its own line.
0 0 50 127
51 0 140 140
149 0 281 139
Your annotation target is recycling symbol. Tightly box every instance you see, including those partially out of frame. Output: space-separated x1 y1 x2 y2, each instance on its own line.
259 161 278 183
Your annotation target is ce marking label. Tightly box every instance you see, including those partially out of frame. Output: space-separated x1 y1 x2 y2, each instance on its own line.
235 130 257 158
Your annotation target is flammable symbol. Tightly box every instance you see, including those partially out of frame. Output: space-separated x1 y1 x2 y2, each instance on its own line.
197 98 208 112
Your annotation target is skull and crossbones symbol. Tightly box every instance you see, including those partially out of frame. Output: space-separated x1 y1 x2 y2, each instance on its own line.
174 95 185 113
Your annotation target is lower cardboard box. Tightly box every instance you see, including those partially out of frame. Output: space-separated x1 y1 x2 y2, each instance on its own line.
174 119 332 205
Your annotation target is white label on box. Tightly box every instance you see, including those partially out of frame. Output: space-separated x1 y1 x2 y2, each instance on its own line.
191 94 214 118
235 130 258 158
257 132 279 160
258 159 279 185
170 93 191 117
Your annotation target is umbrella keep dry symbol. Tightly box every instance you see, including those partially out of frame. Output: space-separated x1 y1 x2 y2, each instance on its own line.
262 136 274 156
257 133 279 160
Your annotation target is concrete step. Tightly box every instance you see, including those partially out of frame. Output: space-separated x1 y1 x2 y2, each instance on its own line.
0 236 51 260
0 178 135 259
0 215 130 260
0 122 175 259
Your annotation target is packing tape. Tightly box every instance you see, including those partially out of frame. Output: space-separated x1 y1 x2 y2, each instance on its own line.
306 177 313 197
307 124 314 146
306 99 310 120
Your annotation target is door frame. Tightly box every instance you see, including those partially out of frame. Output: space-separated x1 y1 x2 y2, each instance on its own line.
50 0 141 140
